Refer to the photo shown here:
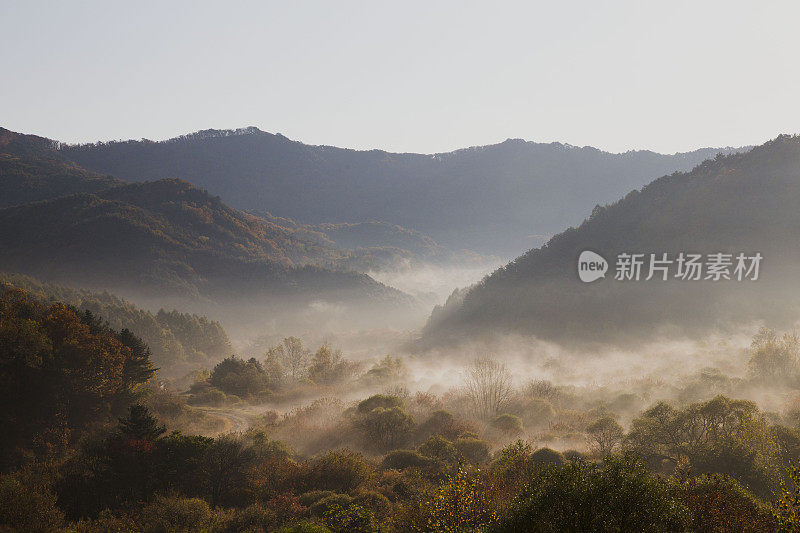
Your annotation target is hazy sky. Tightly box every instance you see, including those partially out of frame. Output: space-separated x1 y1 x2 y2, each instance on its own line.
2 1 799 154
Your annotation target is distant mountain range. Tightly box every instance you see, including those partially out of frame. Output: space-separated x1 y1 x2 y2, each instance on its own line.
417 135 800 347
0 129 419 332
58 127 746 256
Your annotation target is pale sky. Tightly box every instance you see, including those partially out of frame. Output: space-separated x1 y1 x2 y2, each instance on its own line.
2 0 799 154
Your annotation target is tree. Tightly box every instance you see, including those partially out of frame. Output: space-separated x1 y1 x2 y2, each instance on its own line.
281 337 310 382
464 357 513 421
747 327 800 383
118 404 166 441
497 455 690 532
356 406 415 451
586 416 624 457
491 413 524 436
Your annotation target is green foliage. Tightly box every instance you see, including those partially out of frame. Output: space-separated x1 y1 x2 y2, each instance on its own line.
0 289 155 470
118 404 166 441
138 495 214 532
208 356 272 400
454 436 491 465
382 450 437 471
530 448 566 467
322 503 376 533
308 450 373 493
586 416 624 457
362 355 408 386
354 397 415 452
490 413 524 435
672 474 777 532
626 395 782 497
418 436 460 466
0 272 232 368
496 455 691 533
748 327 800 383
357 394 404 414
0 470 65 532
308 344 359 386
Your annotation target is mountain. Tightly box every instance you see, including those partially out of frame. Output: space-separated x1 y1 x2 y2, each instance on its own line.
0 127 122 207
416 135 800 348
0 174 413 329
58 127 745 256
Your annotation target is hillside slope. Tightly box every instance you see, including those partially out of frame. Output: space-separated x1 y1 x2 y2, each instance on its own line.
59 127 744 256
418 135 800 347
0 127 122 207
0 178 408 313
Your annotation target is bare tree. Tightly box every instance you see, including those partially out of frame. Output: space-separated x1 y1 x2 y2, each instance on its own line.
266 337 309 382
464 357 513 421
586 416 624 457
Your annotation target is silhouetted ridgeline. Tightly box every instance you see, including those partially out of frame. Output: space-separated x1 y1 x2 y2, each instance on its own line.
419 135 800 347
59 127 745 255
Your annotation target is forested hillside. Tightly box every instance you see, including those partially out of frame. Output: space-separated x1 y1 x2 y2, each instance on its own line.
0 127 122 207
59 127 744 255
419 135 800 346
0 273 232 369
0 177 407 308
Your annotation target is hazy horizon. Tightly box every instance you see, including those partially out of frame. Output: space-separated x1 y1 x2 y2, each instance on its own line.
3 1 800 154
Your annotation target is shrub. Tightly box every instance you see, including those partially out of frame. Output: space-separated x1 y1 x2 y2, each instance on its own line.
381 450 437 470
299 490 337 507
138 495 214 532
322 503 376 533
309 450 373 493
309 493 354 517
418 435 460 465
225 503 279 532
496 455 690 532
356 395 404 415
520 398 556 429
673 474 777 532
491 413 524 435
530 447 566 467
455 436 491 465
356 406 415 451
0 472 64 532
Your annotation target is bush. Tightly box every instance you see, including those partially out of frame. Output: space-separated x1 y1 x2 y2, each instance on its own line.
491 413 524 435
309 450 373 493
356 394 404 415
277 521 333 533
520 398 555 428
418 435 460 465
0 472 65 532
309 494 353 517
355 406 415 451
299 490 337 507
381 450 436 470
138 495 214 532
496 455 690 532
225 503 279 532
322 503 376 533
672 474 777 532
530 447 566 467
455 436 491 465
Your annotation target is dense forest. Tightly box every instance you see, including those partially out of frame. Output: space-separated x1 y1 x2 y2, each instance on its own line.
420 134 800 347
4 284 800 531
0 273 232 370
58 127 743 255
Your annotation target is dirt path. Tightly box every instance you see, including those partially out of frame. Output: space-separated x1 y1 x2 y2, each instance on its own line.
194 406 256 435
